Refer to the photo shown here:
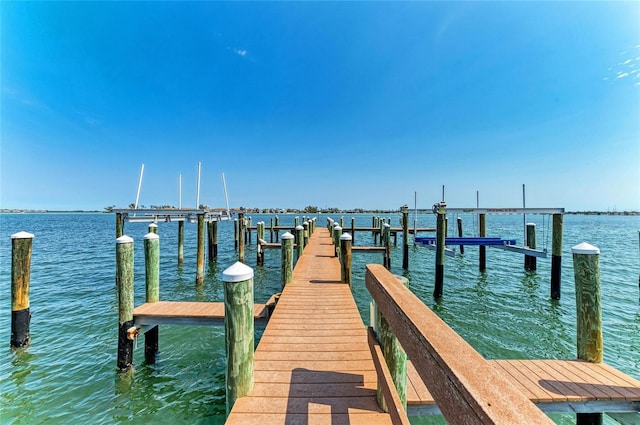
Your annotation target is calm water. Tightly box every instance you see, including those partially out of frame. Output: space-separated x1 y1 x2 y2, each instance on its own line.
1 212 638 424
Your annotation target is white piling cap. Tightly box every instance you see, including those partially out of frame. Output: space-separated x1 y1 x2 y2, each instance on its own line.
296 225 304 230
116 235 134 244
11 231 34 239
384 223 390 227
340 233 352 241
572 242 600 255
144 232 160 240
334 226 342 231
282 232 294 239
149 223 158 228
223 261 254 282
526 222 536 226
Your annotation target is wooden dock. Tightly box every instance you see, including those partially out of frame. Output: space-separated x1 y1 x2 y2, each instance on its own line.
133 301 272 326
226 227 398 424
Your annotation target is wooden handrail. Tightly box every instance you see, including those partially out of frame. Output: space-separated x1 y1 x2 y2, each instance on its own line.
365 264 555 425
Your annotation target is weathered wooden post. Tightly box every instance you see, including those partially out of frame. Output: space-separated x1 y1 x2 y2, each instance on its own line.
340 216 344 228
351 217 356 245
222 262 255 415
457 217 464 255
340 233 352 287
281 232 294 287
479 213 487 272
207 221 215 263
376 274 409 411
383 223 391 269
196 213 205 284
178 221 184 266
303 221 309 246
379 218 385 246
274 215 280 242
116 212 124 238
144 232 159 364
116 235 135 371
148 223 158 234
551 214 563 299
434 203 446 298
333 225 342 257
525 223 537 271
256 222 265 266
572 242 603 425
294 216 299 228
246 217 252 244
11 231 34 348
402 206 409 269
234 218 239 251
212 220 218 259
295 225 304 258
238 213 245 263
269 218 274 243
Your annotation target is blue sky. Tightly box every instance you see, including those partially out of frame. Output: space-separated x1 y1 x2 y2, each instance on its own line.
2 2 638 211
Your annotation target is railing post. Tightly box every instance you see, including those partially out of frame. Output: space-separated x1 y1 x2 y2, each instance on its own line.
434 203 446 298
144 232 160 364
116 235 135 371
525 223 537 271
281 232 294 288
222 262 255 415
376 275 408 411
11 231 34 349
551 214 563 299
572 242 603 425
340 233 352 287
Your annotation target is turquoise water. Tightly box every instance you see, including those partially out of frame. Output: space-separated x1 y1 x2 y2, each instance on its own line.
1 212 638 424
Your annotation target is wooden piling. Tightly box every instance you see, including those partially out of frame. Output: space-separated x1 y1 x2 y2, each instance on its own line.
238 213 245 263
303 221 309 246
281 232 294 287
457 217 464 255
340 216 344 228
479 213 486 272
148 223 158 234
340 233 352 287
274 216 280 242
257 222 265 266
351 217 356 245
116 235 135 371
116 212 124 238
296 225 304 258
178 221 184 266
144 232 160 364
294 216 299 228
212 220 218 259
376 274 409 411
222 262 255 415
269 218 274 243
402 207 409 269
551 214 563 299
196 213 205 284
525 223 537 271
383 224 391 270
234 219 239 251
207 221 215 263
11 231 34 349
572 242 603 425
246 217 252 244
434 204 446 298
333 225 342 257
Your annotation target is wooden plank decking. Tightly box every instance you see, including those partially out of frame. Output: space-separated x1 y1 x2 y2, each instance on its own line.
133 301 270 326
407 357 640 416
226 227 394 424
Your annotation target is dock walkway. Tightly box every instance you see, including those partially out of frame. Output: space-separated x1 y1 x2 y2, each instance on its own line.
226 228 393 424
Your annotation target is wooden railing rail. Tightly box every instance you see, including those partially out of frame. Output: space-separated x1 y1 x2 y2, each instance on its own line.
365 264 555 425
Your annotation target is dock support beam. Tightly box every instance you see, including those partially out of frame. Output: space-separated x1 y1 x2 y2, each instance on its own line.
434 204 446 298
11 231 34 349
525 223 537 271
340 233 352 287
178 221 184 266
281 232 294 287
196 213 205 284
116 235 134 371
223 262 255 415
479 213 487 272
144 232 160 364
572 242 603 425
551 214 563 299
402 206 409 269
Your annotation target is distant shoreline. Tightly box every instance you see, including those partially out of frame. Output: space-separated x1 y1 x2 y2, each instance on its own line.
1 209 638 216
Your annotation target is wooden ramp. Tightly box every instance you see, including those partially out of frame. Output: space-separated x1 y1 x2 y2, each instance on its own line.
226 228 394 424
407 355 640 416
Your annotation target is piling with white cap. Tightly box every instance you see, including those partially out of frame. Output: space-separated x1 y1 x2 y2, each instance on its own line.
116 235 135 371
144 232 160 363
281 232 295 287
296 225 305 258
340 233 353 286
11 231 35 348
148 222 158 234
222 262 255 414
333 225 342 257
